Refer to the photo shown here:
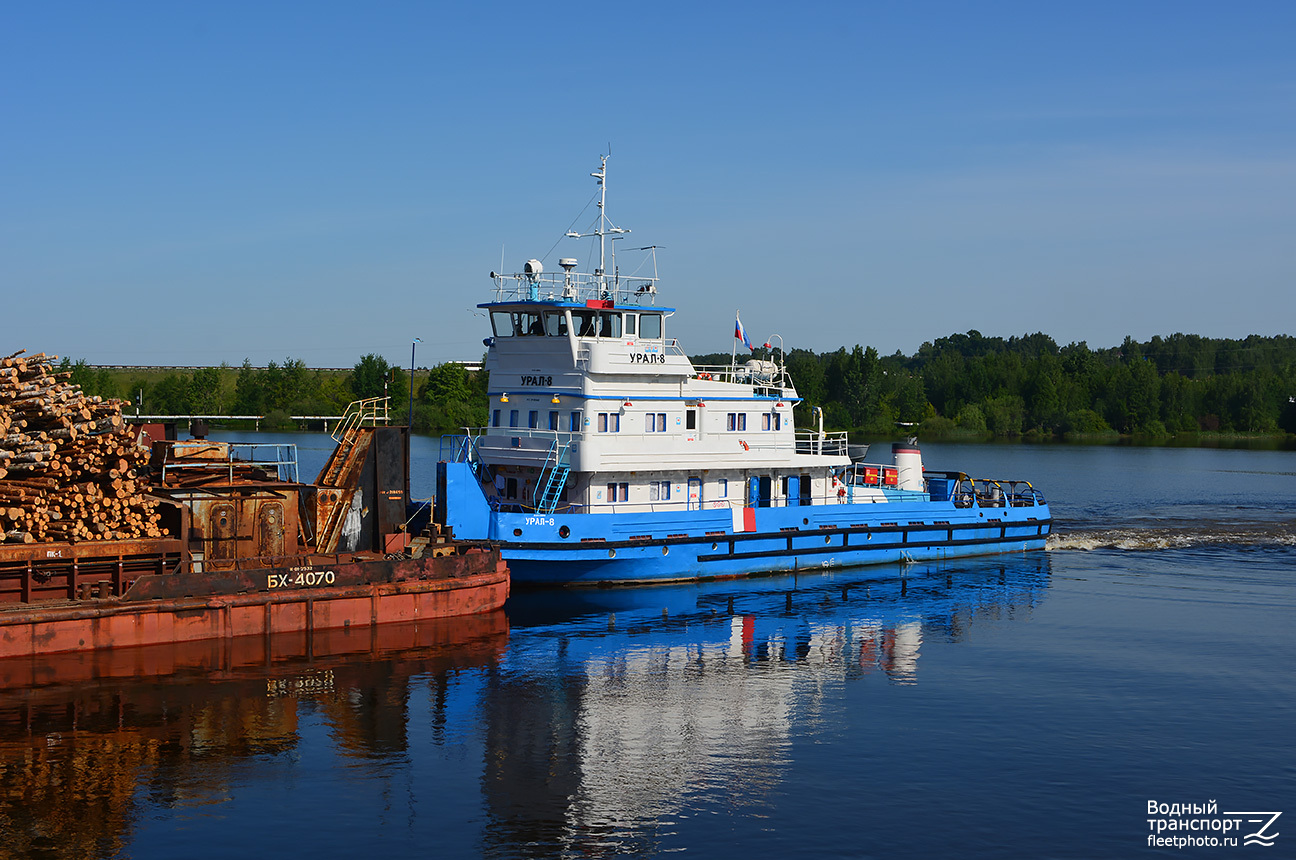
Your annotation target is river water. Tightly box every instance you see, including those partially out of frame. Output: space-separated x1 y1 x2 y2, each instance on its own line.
1 437 1293 858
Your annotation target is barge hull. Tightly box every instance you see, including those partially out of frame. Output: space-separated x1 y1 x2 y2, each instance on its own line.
0 561 508 660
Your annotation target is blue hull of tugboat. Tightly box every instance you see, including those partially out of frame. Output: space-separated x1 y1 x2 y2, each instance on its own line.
438 462 1051 586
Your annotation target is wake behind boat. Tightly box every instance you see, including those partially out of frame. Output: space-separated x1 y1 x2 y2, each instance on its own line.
436 156 1051 585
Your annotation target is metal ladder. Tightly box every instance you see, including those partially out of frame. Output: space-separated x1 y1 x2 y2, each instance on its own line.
534 439 571 513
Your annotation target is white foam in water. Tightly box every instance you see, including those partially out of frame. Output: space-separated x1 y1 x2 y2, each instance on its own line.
1048 527 1296 552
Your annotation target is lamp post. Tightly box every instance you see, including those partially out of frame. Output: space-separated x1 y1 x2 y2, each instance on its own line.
409 337 421 429
764 333 784 381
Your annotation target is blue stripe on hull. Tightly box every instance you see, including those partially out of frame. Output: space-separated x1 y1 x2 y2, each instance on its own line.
504 538 1049 585
438 460 1051 586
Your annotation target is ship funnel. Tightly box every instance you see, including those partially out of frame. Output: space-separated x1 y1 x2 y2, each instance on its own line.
892 441 924 491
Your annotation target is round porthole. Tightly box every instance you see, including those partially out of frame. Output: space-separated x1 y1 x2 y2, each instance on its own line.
558 525 570 538
711 542 719 551
824 535 831 544
662 546 670 556
608 549 617 559
803 518 809 525
513 528 522 537
220 516 228 527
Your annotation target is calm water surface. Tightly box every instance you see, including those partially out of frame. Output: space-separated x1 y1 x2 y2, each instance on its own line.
1 438 1292 858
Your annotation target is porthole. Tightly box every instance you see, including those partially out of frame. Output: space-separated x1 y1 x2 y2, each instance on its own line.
711 542 719 551
558 525 570 538
662 546 669 556
824 535 831 544
803 518 809 525
608 549 617 559
513 528 522 537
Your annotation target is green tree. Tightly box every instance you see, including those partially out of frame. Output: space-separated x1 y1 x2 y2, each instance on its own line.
350 354 393 400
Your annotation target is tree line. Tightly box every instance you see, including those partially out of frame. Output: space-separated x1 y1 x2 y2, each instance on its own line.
59 330 1296 438
701 331 1296 438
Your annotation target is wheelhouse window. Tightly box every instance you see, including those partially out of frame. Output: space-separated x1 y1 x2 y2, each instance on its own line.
545 311 569 337
638 313 662 339
572 311 598 337
624 314 637 336
520 312 544 335
600 312 622 338
490 311 516 337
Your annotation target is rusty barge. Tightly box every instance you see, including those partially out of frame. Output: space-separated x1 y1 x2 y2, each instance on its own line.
0 394 508 661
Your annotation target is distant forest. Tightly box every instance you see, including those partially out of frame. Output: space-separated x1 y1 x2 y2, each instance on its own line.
61 331 1296 439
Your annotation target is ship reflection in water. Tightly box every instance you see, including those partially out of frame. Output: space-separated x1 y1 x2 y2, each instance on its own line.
485 554 1050 856
0 554 1049 858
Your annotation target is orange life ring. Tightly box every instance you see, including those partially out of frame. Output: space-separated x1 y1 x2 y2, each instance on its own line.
739 440 749 451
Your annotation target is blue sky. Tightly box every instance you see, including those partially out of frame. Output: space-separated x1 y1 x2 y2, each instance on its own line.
3 2 1293 369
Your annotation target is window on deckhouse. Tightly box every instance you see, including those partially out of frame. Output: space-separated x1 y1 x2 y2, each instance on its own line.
639 314 662 339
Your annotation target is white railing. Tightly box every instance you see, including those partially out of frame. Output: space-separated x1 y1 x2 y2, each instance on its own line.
490 271 658 305
794 430 850 456
473 427 578 447
691 362 792 391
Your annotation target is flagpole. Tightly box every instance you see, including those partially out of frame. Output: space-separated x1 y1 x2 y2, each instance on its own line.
731 310 739 376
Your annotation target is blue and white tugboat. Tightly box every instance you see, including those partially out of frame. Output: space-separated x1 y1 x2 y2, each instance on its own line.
436 156 1051 585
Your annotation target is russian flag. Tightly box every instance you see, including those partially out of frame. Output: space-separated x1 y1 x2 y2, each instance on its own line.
735 314 753 351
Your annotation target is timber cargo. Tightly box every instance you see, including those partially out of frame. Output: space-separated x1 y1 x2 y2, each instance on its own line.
0 350 508 660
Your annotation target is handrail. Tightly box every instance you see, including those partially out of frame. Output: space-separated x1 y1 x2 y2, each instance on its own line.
690 362 793 391
330 397 389 443
159 441 300 484
489 270 658 305
794 430 850 456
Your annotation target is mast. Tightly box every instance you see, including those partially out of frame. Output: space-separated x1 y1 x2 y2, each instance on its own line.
566 154 628 297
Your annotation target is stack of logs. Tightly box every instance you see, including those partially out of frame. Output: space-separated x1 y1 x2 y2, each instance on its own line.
1 350 166 544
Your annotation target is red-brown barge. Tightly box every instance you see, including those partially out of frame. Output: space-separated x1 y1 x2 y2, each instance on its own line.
1 401 508 661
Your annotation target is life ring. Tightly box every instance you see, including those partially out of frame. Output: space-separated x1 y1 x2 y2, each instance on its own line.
838 487 846 498
698 372 711 380
739 440 749 451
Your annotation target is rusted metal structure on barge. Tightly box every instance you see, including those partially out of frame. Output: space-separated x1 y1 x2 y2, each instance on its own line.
0 398 508 660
